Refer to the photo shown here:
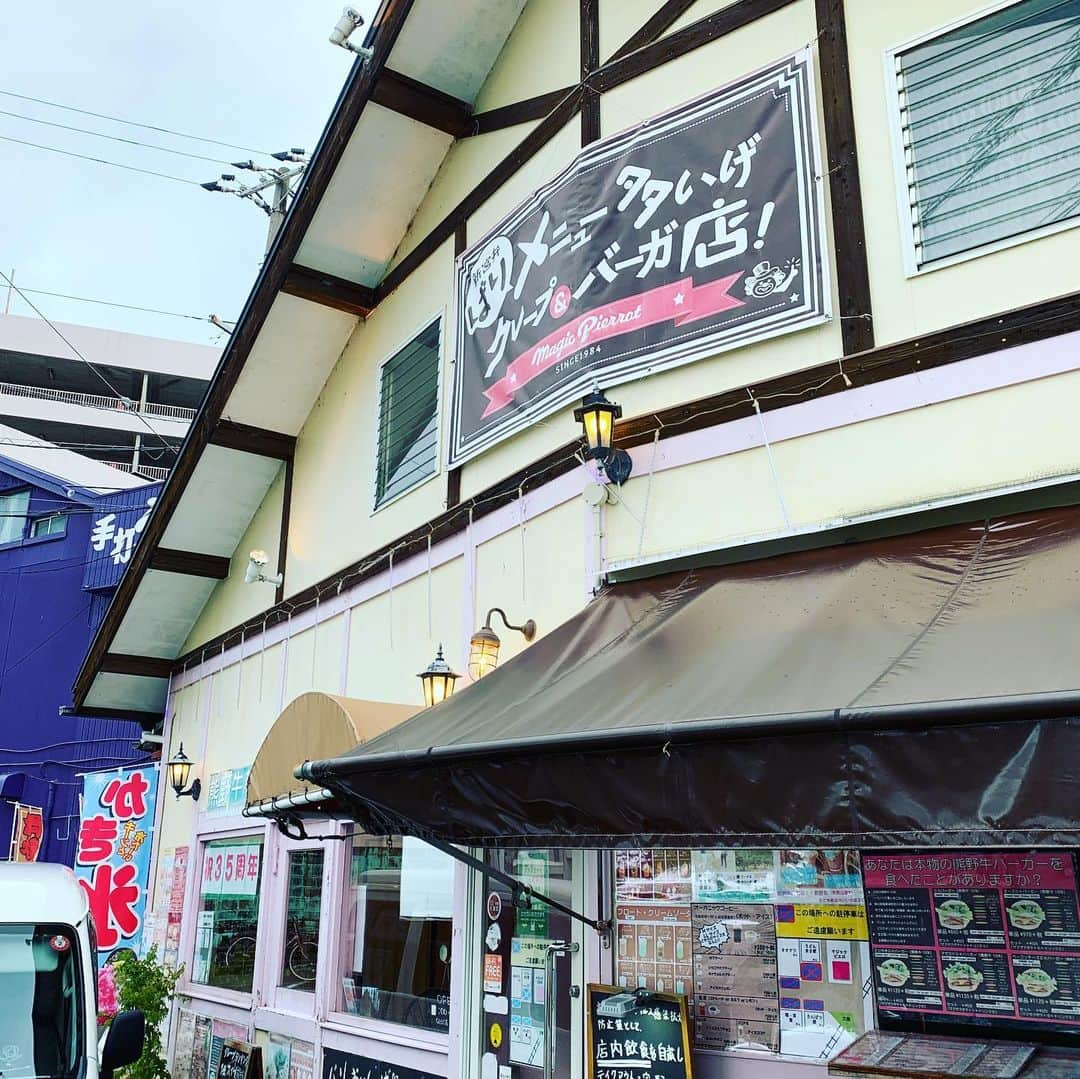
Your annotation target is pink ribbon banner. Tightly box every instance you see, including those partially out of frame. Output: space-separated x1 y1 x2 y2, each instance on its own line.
482 274 743 417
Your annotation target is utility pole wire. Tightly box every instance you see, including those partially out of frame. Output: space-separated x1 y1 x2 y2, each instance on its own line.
0 107 267 168
0 133 201 185
0 87 276 156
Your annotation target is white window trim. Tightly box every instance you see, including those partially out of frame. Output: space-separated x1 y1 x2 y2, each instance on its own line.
321 824 453 1047
885 0 1080 277
180 825 270 1007
370 311 446 516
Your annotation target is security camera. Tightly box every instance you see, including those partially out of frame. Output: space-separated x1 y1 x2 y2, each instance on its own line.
329 6 373 60
245 548 283 587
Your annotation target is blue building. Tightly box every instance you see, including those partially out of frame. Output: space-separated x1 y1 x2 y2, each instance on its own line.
0 423 161 865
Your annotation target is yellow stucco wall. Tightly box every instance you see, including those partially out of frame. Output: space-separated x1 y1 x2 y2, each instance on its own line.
605 368 1080 566
182 466 285 653
181 0 1080 658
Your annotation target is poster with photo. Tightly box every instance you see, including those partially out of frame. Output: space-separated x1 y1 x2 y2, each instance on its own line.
692 850 776 903
777 850 863 904
864 850 1080 1034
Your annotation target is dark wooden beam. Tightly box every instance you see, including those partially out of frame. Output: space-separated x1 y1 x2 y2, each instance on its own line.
593 0 801 92
150 548 231 579
210 420 296 461
446 221 468 510
607 0 699 62
377 85 585 301
275 457 293 605
282 264 377 317
174 285 1080 671
372 68 473 138
816 0 875 355
73 0 419 712
100 654 175 680
580 0 601 146
471 87 577 136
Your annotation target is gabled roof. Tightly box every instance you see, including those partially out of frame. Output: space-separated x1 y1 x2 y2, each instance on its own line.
73 0 529 715
0 422 145 501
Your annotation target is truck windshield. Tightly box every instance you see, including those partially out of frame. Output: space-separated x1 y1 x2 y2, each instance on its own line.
0 924 83 1078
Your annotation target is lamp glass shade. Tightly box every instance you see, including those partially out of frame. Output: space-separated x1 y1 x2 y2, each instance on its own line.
468 626 501 681
167 747 192 794
574 390 622 461
418 645 459 707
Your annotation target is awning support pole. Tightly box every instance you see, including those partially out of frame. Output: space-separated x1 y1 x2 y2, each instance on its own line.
421 834 611 936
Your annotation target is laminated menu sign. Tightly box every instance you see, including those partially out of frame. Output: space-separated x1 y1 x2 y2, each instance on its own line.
829 1031 1038 1077
587 985 693 1079
691 903 779 1051
863 850 1080 1033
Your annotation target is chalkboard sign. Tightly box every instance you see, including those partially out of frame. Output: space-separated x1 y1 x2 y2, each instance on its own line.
587 985 693 1079
214 1040 259 1079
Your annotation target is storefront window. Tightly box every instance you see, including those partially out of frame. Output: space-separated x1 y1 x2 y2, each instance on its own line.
279 850 323 991
613 847 870 1062
192 836 264 993
338 836 453 1031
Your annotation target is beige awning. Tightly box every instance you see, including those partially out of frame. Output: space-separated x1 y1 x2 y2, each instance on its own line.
245 692 418 814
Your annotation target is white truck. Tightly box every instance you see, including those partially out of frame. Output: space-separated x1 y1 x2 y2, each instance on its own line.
0 863 144 1079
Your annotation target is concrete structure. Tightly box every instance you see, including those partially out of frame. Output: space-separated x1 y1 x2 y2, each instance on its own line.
0 313 217 481
72 2 1080 1077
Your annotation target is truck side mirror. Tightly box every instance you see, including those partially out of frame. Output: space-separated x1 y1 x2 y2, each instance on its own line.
101 1010 145 1077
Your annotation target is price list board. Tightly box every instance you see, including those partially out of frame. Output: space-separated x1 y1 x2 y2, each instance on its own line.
863 851 1080 1036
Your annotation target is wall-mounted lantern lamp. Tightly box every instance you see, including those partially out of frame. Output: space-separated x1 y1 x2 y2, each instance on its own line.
468 608 537 681
574 388 632 485
244 548 282 587
418 644 460 708
167 743 201 801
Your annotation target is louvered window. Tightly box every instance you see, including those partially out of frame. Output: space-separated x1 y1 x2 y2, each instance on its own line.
374 319 441 509
896 0 1080 268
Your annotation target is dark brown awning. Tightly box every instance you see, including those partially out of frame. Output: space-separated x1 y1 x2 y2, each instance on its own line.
304 507 1080 848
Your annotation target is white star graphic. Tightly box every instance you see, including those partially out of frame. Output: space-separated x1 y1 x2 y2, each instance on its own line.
673 292 685 306
789 293 800 302
508 372 517 384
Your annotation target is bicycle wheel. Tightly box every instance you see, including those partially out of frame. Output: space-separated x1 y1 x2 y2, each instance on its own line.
288 940 317 984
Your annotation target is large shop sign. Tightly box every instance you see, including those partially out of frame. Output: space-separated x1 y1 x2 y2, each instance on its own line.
75 764 158 961
449 50 829 466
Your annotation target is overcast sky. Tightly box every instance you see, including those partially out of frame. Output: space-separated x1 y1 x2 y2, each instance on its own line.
0 0 379 350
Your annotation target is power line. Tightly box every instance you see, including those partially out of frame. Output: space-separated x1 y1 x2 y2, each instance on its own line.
0 107 257 168
0 133 201 185
0 88 276 156
0 271 175 454
10 285 221 323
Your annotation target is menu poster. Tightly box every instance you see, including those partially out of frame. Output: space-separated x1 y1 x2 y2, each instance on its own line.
830 1031 1038 1077
616 849 694 904
215 1041 258 1079
615 903 693 997
691 903 779 1051
864 850 1080 1035
587 985 693 1079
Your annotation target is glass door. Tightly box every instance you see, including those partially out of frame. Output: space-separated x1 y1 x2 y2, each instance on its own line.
478 849 584 1079
271 838 325 1013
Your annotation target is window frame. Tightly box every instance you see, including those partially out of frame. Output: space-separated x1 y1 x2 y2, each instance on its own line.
186 828 269 1004
885 0 1080 277
321 824 453 1051
370 312 445 516
0 487 31 547
30 512 69 539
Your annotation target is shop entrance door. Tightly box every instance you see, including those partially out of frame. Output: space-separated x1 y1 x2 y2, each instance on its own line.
478 849 584 1079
